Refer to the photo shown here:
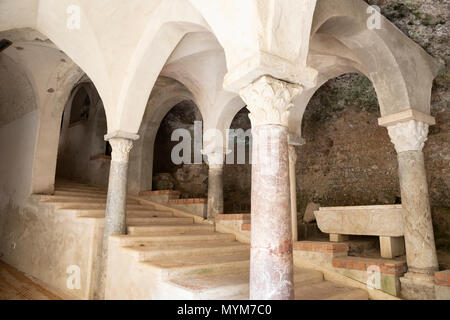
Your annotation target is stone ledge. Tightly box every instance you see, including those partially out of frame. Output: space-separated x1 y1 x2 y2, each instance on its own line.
215 214 251 221
139 190 181 196
294 241 349 254
168 198 207 204
333 257 407 275
435 270 450 287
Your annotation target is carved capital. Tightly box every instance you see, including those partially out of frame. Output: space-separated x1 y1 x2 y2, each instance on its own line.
288 145 297 163
387 120 429 153
109 138 133 163
240 76 302 127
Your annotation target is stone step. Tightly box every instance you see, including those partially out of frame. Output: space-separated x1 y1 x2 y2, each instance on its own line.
54 190 107 196
111 232 236 247
127 217 194 226
39 195 139 204
55 184 105 191
141 252 250 280
54 191 107 198
50 203 155 211
57 208 173 218
123 241 249 261
294 281 369 300
162 268 324 300
127 224 214 235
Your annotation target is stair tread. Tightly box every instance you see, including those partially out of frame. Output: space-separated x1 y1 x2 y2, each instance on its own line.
113 232 236 243
61 209 171 214
124 241 248 254
143 252 250 269
294 281 369 300
167 267 322 293
126 217 193 223
128 224 211 231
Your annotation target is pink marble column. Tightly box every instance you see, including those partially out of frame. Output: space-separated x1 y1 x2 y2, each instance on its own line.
240 76 302 300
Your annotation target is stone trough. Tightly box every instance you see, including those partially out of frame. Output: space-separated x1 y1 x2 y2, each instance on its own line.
314 205 406 259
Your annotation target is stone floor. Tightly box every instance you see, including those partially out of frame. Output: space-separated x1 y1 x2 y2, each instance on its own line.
0 261 61 300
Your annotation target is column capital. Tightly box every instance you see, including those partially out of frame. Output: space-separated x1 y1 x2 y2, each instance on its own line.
387 120 429 153
239 76 302 128
109 138 134 163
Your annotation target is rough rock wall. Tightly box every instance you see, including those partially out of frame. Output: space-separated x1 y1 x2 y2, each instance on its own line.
296 0 449 250
152 101 209 198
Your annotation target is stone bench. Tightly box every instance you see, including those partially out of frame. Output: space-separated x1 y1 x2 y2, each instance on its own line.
314 205 406 259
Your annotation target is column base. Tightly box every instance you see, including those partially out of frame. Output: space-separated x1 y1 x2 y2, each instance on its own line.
400 272 436 300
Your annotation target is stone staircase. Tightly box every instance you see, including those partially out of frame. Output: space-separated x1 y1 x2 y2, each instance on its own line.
39 180 369 300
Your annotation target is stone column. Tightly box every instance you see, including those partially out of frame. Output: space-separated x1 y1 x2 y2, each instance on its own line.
288 144 298 242
240 75 302 300
386 120 439 275
207 152 224 220
94 132 138 299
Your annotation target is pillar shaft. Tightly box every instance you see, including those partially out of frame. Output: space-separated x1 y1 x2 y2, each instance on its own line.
240 75 302 300
95 136 134 299
387 120 439 275
288 145 298 241
207 164 224 219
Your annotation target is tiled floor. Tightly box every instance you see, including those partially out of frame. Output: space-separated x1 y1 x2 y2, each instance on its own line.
0 261 61 300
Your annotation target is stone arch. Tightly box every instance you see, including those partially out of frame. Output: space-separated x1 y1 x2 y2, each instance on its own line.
112 0 214 134
0 27 104 194
311 0 441 116
56 80 103 183
30 61 86 194
289 55 359 137
127 77 198 194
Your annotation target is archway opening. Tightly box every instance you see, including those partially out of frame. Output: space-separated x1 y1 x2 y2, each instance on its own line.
152 100 206 198
296 72 400 245
56 81 109 187
223 107 252 213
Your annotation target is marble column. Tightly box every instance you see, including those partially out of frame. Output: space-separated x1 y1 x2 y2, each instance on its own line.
240 75 302 300
94 132 137 299
288 144 298 242
207 152 224 220
387 120 439 275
